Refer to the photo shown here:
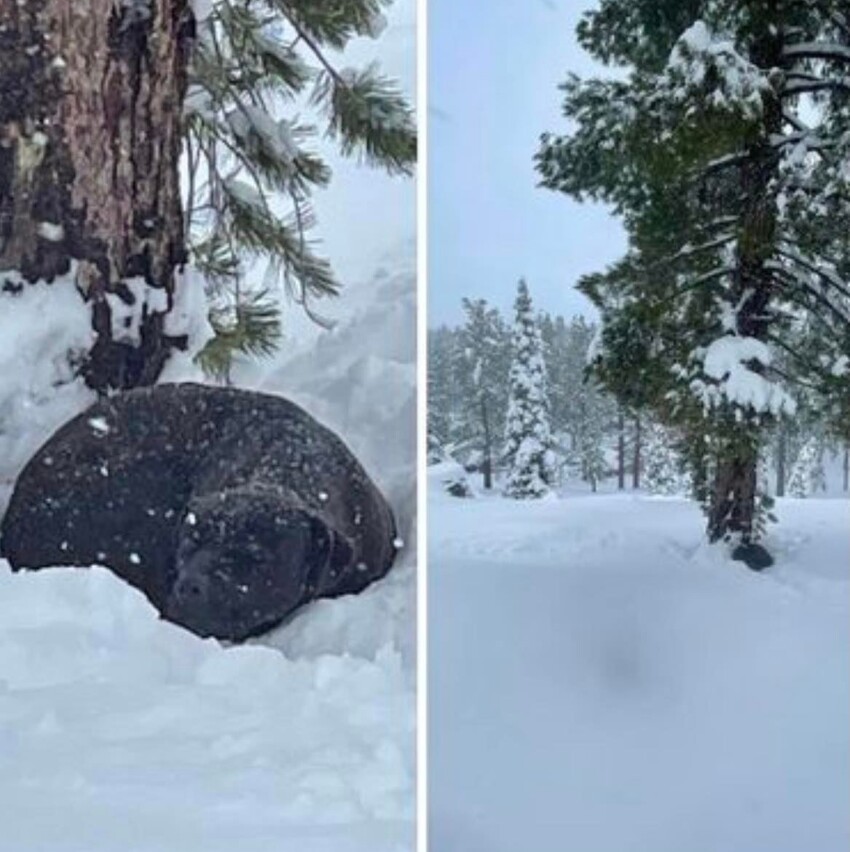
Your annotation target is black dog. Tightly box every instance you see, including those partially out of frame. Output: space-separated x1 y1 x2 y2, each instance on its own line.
1 383 397 641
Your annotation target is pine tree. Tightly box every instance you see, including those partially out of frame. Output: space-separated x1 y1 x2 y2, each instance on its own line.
187 0 416 376
503 280 553 499
427 326 455 459
578 400 608 492
537 2 850 552
459 298 510 489
427 323 476 460
644 421 691 496
787 437 823 498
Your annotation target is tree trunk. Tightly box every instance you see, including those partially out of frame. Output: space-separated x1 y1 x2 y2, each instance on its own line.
0 0 193 391
775 425 787 497
706 21 781 545
707 450 758 544
632 415 641 489
480 396 492 490
617 408 625 490
844 445 849 493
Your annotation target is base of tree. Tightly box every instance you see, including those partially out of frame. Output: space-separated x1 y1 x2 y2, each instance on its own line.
731 542 774 572
446 480 474 499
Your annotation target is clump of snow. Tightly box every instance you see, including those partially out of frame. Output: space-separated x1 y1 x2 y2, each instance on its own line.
88 416 110 436
363 12 388 39
0 271 96 486
37 221 64 242
105 277 169 346
160 266 216 382
0 264 209 486
227 106 298 167
184 84 215 120
693 333 796 416
665 20 770 119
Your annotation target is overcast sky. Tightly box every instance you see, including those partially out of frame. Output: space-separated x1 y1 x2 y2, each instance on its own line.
429 0 626 328
310 0 417 288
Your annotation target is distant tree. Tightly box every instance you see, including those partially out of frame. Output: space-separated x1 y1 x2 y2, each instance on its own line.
787 437 825 498
644 422 690 496
504 280 553 499
427 325 463 455
459 298 510 489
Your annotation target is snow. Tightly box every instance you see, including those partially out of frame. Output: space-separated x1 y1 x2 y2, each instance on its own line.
430 474 849 852
695 333 796 416
227 105 298 167
0 262 416 850
665 20 769 118
105 277 170 346
37 221 64 242
161 266 216 382
190 0 213 24
0 270 96 488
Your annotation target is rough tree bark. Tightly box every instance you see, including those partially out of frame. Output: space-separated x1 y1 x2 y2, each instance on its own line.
706 17 782 546
616 408 625 490
480 396 492 490
631 415 641 490
0 0 193 391
775 425 787 497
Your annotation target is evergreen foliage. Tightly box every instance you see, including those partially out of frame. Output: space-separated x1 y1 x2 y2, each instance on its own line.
787 436 827 498
459 298 511 488
537 1 850 546
503 280 553 499
644 422 691 496
187 0 416 375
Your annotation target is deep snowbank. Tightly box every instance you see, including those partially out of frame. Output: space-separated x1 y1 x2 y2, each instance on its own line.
430 477 849 852
0 263 416 851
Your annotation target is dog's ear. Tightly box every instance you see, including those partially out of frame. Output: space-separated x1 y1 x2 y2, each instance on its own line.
299 516 355 596
329 527 355 577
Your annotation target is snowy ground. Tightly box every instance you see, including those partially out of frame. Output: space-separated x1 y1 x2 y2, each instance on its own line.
0 264 416 852
429 472 849 852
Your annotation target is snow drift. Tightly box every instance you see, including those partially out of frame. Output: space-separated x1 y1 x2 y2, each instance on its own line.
0 261 416 851
430 476 849 852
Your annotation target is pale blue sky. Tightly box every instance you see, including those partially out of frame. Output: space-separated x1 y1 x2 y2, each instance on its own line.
429 0 626 327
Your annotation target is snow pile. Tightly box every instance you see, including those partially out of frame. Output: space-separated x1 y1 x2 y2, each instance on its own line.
0 268 214 490
666 20 769 117
105 278 169 345
0 273 96 487
0 262 416 851
430 475 849 852
694 333 796 415
234 260 417 668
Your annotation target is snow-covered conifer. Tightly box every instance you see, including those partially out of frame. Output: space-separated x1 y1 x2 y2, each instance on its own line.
503 280 553 499
537 2 850 549
460 298 510 489
644 422 690 496
788 438 826 498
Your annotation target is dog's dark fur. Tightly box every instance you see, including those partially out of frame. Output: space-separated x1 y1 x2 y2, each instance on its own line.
1 383 397 640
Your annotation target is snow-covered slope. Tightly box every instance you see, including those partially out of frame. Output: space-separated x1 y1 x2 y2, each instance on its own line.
0 264 416 852
429 479 849 852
